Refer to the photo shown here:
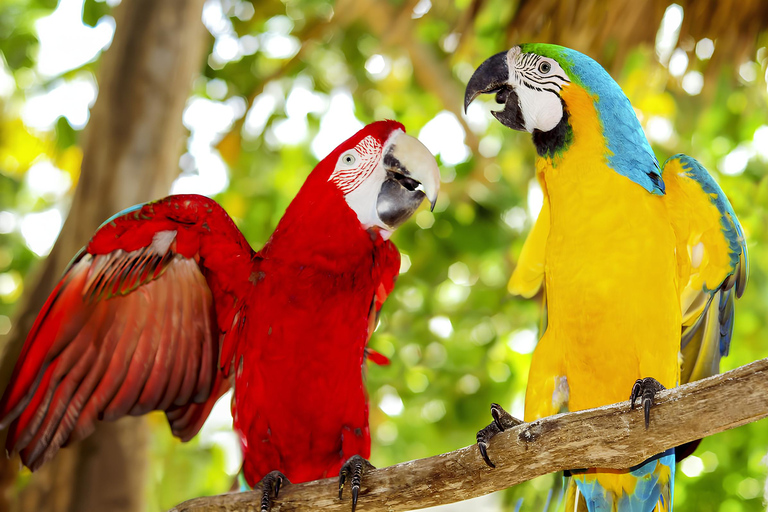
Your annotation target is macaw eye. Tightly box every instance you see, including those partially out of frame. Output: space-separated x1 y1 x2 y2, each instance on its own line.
342 154 356 165
538 61 551 74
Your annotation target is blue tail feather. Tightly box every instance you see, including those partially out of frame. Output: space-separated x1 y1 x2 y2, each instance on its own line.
574 449 675 512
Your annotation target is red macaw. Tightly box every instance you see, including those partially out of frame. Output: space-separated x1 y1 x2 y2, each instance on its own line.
0 120 439 511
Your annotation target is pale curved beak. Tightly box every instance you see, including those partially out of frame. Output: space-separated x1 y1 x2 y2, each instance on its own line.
376 133 440 230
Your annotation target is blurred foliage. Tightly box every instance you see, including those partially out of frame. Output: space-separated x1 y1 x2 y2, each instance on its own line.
1 0 767 511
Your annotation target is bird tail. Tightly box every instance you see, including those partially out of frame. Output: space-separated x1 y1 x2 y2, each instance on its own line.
567 449 675 512
564 475 589 512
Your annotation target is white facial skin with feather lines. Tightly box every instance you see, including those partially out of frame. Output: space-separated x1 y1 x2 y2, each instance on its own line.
505 46 571 133
329 129 439 240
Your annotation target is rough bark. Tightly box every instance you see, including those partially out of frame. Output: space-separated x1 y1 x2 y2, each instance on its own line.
173 357 768 512
0 0 208 511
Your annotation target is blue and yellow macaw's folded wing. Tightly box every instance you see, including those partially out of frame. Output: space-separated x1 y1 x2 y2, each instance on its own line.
508 181 550 299
662 154 748 384
508 179 550 337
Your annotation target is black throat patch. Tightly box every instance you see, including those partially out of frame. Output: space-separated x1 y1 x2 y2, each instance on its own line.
532 101 573 160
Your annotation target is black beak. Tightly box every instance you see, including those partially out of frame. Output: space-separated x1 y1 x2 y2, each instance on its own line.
376 171 427 230
464 51 527 132
375 135 439 230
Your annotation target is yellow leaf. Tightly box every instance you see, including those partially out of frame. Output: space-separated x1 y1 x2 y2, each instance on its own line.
216 129 241 166
54 145 84 187
0 119 52 177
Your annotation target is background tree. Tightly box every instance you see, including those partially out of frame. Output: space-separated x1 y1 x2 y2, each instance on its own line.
0 0 766 511
0 0 207 510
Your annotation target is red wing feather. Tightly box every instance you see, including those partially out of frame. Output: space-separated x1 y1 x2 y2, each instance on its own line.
363 239 400 367
0 194 253 471
166 372 231 442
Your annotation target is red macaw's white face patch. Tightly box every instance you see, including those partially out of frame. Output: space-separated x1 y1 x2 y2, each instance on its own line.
327 127 438 237
328 135 383 194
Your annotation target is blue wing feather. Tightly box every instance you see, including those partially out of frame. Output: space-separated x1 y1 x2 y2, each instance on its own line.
97 203 146 230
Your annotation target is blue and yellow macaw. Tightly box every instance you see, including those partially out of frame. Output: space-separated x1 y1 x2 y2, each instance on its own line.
465 44 748 512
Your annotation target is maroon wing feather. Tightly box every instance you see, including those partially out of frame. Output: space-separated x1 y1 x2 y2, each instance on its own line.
0 194 254 470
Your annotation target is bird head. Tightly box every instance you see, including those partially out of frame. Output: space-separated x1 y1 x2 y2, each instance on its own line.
464 45 577 135
324 120 440 240
464 44 663 194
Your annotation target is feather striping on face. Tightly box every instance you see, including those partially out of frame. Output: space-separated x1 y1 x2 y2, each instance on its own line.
328 135 382 195
326 121 440 238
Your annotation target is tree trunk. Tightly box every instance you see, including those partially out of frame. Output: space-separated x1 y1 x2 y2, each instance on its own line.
0 0 208 510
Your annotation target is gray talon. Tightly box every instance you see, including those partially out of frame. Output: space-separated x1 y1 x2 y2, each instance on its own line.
339 455 375 512
258 470 289 512
630 377 666 428
475 403 523 468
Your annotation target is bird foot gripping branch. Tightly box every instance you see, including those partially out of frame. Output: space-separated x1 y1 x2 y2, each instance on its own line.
257 471 289 512
630 377 666 429
338 455 376 512
475 403 524 468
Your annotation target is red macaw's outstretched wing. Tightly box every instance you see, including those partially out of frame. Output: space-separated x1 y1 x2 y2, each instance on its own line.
0 194 254 470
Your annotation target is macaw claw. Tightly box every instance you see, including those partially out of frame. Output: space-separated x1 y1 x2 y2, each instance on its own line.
339 455 375 512
630 377 666 429
475 403 524 468
257 470 289 512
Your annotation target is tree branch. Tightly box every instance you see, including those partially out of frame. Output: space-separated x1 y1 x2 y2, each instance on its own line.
173 358 768 512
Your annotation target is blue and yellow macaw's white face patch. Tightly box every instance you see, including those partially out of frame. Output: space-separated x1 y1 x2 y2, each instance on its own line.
505 46 571 133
